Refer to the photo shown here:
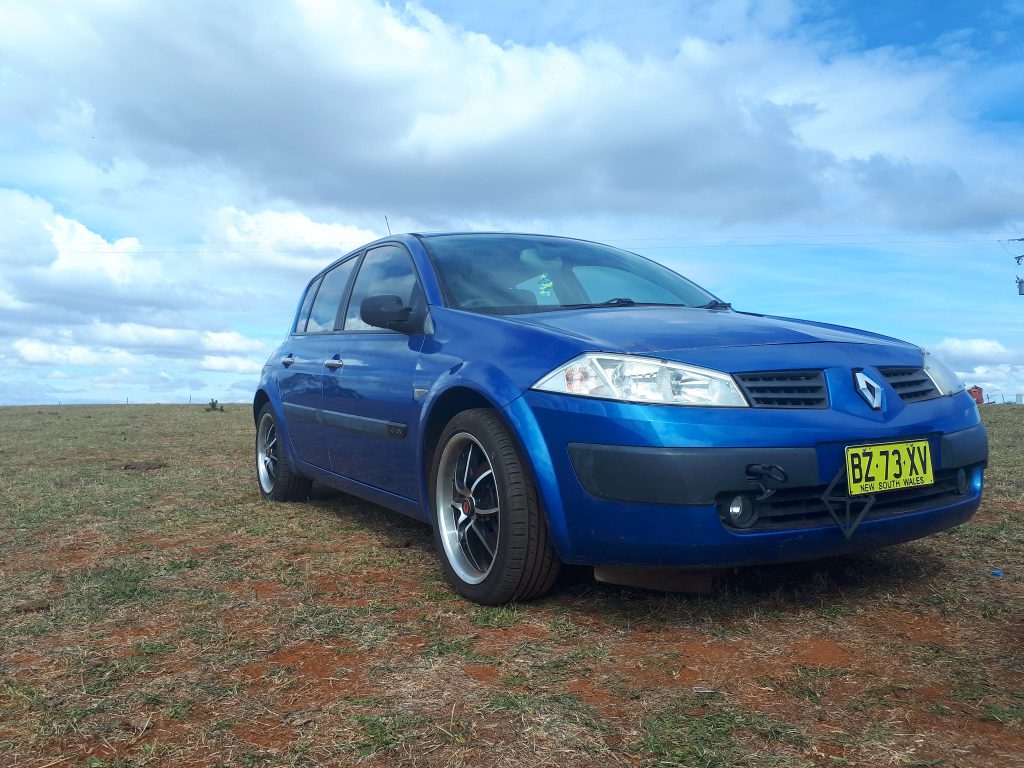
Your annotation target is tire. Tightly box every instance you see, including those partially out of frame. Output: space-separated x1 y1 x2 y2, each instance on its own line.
255 403 312 502
430 408 561 604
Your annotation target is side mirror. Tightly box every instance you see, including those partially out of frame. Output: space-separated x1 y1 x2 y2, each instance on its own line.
360 294 423 333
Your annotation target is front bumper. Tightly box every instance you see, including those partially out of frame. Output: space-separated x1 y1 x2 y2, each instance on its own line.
509 390 986 567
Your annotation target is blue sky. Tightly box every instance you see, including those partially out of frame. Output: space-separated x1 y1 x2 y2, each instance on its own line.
0 0 1022 405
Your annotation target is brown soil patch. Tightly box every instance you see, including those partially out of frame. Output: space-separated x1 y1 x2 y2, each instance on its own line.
271 641 356 677
786 637 856 667
464 663 502 684
872 609 953 645
237 641 382 702
564 676 630 718
227 579 289 601
233 719 296 749
474 623 547 656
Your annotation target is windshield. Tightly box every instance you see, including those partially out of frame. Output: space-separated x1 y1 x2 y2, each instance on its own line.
420 234 716 314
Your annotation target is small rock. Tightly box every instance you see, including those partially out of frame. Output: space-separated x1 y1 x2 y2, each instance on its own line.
14 600 50 613
286 711 317 727
123 715 153 732
383 537 413 549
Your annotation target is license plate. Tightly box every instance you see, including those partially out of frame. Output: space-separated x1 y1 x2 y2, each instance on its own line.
844 439 934 496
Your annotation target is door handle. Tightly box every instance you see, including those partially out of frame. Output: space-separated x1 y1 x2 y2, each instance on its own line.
281 354 295 367
323 358 344 370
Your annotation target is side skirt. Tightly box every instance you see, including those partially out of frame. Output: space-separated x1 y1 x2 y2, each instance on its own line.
289 456 429 523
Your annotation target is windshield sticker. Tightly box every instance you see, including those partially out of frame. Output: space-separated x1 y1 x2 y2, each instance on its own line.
538 273 554 297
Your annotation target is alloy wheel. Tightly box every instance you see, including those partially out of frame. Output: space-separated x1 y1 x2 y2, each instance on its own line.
435 432 501 584
256 412 279 494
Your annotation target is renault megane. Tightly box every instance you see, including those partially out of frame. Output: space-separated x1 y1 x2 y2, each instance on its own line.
253 233 987 604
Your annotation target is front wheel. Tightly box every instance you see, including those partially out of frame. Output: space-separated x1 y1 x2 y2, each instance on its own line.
256 404 312 502
431 408 560 604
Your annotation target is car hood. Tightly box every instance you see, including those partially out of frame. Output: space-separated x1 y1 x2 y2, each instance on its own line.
503 306 915 355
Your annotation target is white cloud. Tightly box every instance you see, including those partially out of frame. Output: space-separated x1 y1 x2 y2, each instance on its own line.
13 338 142 367
67 322 267 356
2 0 1019 227
931 337 1020 368
81 322 193 349
0 286 27 310
958 365 1024 398
201 330 266 354
199 355 263 374
44 215 160 284
0 1 1022 402
214 207 379 271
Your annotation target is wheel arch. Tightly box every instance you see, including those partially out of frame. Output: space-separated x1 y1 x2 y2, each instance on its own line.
253 388 271 426
420 386 496 492
417 384 571 562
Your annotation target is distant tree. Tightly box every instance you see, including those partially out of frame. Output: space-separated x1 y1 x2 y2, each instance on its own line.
205 398 225 412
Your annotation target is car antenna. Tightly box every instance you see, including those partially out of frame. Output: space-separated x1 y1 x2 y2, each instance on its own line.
384 215 392 235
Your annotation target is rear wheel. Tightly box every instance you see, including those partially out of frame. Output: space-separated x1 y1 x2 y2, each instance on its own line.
431 408 560 604
256 404 312 502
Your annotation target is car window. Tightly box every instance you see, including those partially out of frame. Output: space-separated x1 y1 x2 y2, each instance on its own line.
307 257 358 333
344 244 420 331
572 265 683 304
422 234 715 314
293 275 323 333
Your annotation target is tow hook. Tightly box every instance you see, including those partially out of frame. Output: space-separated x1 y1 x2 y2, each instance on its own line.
745 464 789 502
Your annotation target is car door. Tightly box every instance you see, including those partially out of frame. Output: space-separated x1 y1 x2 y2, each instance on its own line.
278 256 359 469
321 243 426 500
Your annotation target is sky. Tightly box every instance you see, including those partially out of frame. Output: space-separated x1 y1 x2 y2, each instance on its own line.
0 0 1022 406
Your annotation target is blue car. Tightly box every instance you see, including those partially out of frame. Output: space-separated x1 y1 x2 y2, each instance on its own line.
254 233 988 604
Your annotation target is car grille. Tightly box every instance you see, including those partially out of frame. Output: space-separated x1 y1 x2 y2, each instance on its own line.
734 371 829 409
722 468 965 533
878 367 939 403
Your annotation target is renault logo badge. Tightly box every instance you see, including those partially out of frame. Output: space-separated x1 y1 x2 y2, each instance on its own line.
854 371 883 410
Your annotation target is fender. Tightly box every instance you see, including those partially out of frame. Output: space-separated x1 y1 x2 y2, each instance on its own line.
413 364 575 561
254 367 305 469
414 360 524 502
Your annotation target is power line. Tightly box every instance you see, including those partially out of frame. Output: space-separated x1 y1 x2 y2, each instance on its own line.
0 237 1014 253
0 229 1020 248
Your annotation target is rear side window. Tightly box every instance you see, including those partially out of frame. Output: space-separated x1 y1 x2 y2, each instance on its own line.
292 276 323 333
344 245 420 331
306 257 358 333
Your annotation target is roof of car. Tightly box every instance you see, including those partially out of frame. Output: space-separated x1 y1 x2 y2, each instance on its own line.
413 232 571 239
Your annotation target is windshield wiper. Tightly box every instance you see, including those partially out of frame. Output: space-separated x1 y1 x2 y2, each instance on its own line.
697 299 732 310
556 298 694 311
560 297 637 309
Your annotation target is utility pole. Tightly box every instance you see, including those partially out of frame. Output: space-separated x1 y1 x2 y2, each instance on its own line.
1011 237 1024 295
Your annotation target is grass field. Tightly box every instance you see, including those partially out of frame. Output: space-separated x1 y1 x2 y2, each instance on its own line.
0 403 1021 767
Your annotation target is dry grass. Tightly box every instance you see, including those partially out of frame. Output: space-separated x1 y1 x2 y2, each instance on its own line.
0 403 1020 767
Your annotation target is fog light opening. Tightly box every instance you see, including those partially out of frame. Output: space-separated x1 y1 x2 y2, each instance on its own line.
956 467 969 495
727 494 757 529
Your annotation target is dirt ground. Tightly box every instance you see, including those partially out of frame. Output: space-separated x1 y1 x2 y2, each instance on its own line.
0 403 1020 767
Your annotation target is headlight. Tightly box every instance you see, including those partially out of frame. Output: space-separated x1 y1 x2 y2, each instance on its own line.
532 353 749 407
922 349 965 396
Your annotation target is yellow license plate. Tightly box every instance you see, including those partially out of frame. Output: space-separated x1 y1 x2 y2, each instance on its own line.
844 440 934 496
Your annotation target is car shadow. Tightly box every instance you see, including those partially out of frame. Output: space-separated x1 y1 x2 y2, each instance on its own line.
308 484 436 553
560 547 952 627
308 484 951 622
